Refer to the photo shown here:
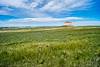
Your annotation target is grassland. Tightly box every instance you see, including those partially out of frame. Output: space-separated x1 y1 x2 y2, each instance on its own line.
0 26 100 67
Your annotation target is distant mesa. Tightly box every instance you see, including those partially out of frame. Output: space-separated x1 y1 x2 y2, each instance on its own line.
64 21 73 26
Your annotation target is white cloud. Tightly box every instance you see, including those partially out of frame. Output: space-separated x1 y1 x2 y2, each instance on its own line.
0 0 93 17
0 10 9 15
30 0 44 8
0 0 29 8
0 17 84 27
0 7 14 15
41 0 92 13
7 17 83 23
1 19 100 27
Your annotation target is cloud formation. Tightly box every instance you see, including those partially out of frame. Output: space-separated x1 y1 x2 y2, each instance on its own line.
4 17 83 23
0 0 95 27
0 17 83 26
1 19 100 27
0 0 93 17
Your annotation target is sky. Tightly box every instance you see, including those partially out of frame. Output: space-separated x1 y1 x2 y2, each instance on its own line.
0 0 100 27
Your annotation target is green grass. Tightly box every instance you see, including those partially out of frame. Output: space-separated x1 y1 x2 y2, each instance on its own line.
0 26 100 67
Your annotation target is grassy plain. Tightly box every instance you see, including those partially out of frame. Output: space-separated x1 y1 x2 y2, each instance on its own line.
0 26 100 67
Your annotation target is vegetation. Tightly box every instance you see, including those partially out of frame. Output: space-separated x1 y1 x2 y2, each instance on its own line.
0 26 100 67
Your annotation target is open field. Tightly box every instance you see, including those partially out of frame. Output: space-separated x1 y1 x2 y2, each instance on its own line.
0 26 100 67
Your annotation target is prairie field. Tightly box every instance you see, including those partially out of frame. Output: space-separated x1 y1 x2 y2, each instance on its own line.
0 26 100 67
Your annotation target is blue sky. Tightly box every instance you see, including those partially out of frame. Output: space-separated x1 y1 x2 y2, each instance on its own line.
0 0 100 27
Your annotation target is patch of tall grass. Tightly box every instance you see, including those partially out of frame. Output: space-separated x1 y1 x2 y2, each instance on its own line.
0 27 100 67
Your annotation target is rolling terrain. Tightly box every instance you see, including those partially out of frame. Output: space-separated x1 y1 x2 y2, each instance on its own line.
0 26 100 67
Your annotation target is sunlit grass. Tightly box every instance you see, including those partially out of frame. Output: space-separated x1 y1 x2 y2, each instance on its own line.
0 27 100 67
